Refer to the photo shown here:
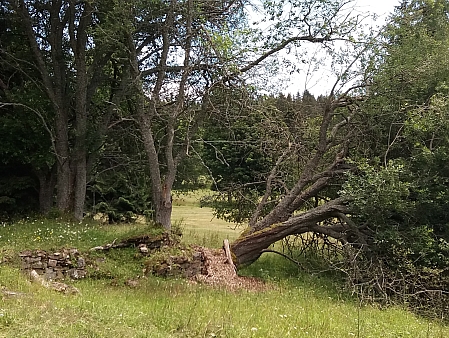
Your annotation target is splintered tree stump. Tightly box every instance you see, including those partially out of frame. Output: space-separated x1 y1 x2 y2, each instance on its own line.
223 239 236 276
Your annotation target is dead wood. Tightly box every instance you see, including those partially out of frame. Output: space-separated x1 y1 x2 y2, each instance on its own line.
90 233 172 251
223 239 236 276
1 287 26 298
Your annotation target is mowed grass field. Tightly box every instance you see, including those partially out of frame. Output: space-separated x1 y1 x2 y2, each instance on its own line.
0 192 448 337
172 191 240 247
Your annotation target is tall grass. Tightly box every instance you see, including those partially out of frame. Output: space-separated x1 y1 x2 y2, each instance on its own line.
0 200 448 337
2 262 447 337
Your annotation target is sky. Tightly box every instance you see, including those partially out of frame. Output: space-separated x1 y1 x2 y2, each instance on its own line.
356 0 401 20
278 0 402 96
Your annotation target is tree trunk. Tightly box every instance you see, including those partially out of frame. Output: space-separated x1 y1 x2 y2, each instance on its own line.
36 165 57 213
126 30 175 230
137 105 172 229
73 67 88 220
71 1 92 221
230 197 351 267
55 107 71 212
73 148 87 220
71 86 87 220
154 183 173 229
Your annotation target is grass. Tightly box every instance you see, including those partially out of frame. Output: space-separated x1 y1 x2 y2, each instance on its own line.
0 195 448 337
172 190 241 247
2 262 447 338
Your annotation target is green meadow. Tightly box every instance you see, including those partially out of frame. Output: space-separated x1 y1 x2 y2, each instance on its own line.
0 193 447 337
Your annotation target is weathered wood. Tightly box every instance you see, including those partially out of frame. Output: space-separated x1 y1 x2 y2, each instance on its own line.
231 197 351 268
223 239 236 276
90 238 119 251
90 233 172 251
1 287 26 298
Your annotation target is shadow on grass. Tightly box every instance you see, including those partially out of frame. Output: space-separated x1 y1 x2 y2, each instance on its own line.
238 251 353 301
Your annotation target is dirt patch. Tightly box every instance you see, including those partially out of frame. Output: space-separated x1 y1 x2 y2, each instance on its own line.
146 245 269 291
191 247 269 291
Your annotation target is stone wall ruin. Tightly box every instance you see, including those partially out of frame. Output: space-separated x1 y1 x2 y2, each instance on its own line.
20 248 86 281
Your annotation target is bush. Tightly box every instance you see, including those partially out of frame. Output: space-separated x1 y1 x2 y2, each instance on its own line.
339 160 449 319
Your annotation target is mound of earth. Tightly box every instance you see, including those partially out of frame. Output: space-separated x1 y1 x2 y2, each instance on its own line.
147 245 268 291
193 247 269 291
91 233 269 291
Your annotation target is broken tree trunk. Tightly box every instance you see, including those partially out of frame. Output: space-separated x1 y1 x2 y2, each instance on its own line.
230 197 352 268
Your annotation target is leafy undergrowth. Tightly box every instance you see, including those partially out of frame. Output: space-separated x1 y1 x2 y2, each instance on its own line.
1 218 449 337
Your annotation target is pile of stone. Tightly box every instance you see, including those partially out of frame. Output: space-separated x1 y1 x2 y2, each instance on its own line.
148 249 207 278
19 248 86 281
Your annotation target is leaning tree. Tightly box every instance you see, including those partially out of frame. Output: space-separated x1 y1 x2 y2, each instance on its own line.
193 0 374 267
227 0 449 316
229 87 368 267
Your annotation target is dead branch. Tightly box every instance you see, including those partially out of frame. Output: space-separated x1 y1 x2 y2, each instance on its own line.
249 144 292 227
90 238 119 251
90 233 173 251
1 287 26 298
260 249 305 269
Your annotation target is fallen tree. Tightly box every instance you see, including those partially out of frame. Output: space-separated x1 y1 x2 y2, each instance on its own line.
231 197 356 267
228 88 366 267
225 1 449 319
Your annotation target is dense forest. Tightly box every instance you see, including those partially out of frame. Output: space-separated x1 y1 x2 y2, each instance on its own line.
1 0 449 313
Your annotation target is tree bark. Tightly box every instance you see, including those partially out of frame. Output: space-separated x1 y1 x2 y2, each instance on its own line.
71 0 91 220
154 183 173 229
230 197 351 267
35 166 57 214
54 111 71 212
229 90 362 268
